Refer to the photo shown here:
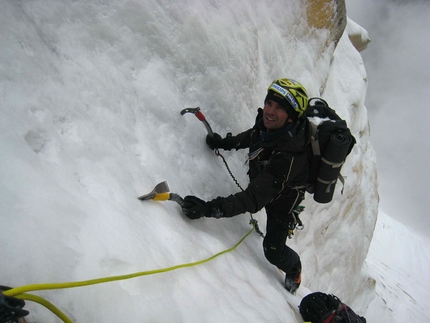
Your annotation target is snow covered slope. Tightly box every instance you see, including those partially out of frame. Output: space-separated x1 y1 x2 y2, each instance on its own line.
365 212 430 321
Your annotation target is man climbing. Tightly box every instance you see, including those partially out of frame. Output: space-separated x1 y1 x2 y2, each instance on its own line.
181 78 310 294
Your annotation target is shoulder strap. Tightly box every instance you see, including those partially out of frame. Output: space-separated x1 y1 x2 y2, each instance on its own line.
321 304 346 323
309 122 320 156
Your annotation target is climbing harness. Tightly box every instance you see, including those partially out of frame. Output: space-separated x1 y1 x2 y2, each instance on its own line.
287 205 305 239
1 226 254 323
181 107 265 238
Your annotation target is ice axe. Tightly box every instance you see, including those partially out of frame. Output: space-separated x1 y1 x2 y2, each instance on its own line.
138 181 186 207
181 106 222 157
138 108 215 207
180 107 214 137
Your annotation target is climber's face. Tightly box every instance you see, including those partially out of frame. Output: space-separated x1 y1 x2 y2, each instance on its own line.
263 99 290 130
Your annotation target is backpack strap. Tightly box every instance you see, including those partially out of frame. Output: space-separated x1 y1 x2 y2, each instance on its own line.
322 304 346 323
322 311 336 323
338 174 346 194
309 123 321 156
315 163 346 195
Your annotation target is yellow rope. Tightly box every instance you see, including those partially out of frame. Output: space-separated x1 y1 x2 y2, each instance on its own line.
3 226 255 322
15 293 73 323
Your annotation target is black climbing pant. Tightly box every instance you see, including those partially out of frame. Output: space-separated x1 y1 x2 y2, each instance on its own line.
263 212 301 275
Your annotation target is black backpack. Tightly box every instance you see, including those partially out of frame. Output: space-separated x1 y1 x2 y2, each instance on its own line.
304 98 356 203
299 292 366 323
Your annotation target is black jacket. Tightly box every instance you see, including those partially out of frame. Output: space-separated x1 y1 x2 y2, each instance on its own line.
215 109 310 219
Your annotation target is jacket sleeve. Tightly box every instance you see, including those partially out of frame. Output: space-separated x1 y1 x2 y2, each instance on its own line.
216 172 280 217
232 128 253 150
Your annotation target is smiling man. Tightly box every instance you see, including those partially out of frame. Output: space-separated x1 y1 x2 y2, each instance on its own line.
181 78 310 294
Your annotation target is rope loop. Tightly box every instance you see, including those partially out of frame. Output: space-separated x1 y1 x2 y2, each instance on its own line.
215 150 265 238
216 151 245 191
3 226 255 323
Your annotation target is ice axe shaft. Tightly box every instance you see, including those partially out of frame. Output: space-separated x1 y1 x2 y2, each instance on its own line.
152 192 186 207
166 193 186 207
180 107 214 136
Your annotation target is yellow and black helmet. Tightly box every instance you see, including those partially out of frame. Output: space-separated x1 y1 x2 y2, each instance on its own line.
265 78 309 120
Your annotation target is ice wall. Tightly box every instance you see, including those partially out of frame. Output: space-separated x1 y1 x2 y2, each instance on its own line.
0 0 378 321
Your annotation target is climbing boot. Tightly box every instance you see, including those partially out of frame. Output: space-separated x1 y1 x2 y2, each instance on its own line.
284 270 301 294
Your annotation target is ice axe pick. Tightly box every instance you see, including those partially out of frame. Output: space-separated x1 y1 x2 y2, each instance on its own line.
180 107 214 136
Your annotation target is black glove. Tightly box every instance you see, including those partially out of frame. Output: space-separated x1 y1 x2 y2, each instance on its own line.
182 196 224 220
206 133 236 150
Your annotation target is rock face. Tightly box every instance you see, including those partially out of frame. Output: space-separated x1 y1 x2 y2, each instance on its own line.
305 0 371 52
306 0 347 46
296 0 378 310
347 18 371 52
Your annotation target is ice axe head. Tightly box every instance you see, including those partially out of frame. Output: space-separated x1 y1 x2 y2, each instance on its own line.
180 107 206 121
180 107 214 136
138 181 170 200
137 182 185 207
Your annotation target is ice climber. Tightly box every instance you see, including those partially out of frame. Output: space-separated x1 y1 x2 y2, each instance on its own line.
181 78 310 294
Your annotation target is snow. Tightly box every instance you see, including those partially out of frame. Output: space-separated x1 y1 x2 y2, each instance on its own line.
366 212 430 322
1 1 429 322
